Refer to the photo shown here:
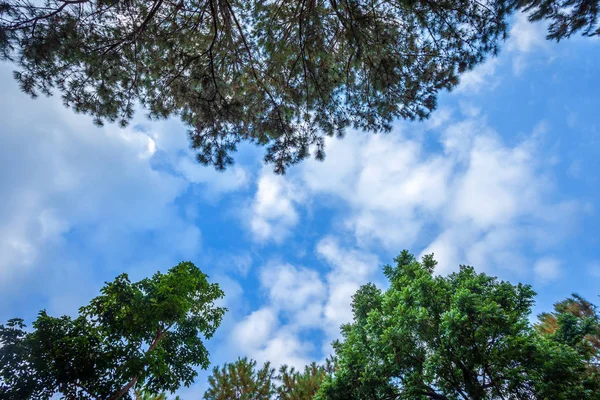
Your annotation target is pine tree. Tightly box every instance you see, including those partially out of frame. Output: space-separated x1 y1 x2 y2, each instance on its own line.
203 357 334 399
517 0 600 40
203 357 275 400
276 361 332 400
1 0 597 173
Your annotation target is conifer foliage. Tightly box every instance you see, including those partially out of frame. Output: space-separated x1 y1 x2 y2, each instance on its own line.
1 0 597 172
203 358 275 400
203 357 333 400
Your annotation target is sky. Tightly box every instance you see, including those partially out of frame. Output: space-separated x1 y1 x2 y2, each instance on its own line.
0 12 599 398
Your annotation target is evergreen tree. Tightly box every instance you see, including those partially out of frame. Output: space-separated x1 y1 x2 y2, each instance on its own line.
1 0 596 173
517 0 600 40
0 262 226 400
203 357 275 400
276 361 333 400
203 358 334 399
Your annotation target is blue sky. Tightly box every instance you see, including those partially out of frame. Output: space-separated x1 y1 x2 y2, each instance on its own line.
0 12 599 398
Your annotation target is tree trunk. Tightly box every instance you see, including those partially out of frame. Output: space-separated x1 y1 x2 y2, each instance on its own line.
108 376 138 400
107 327 169 400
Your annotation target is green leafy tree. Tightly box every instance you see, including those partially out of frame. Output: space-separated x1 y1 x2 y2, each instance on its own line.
203 357 275 400
316 251 590 400
1 0 596 173
0 262 226 400
133 387 183 400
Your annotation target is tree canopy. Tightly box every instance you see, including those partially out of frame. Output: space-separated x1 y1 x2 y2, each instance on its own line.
1 0 598 173
314 251 594 400
0 261 226 400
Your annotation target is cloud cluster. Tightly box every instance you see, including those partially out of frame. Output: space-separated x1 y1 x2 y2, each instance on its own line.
228 238 379 368
0 67 249 316
249 173 305 243
250 112 579 274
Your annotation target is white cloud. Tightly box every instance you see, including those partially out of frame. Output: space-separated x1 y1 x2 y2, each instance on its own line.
0 103 190 284
507 13 550 74
229 306 314 369
295 132 454 250
450 135 536 229
427 119 578 275
231 307 279 350
316 237 378 282
260 262 325 315
206 89 584 384
316 237 380 351
507 13 548 54
248 171 304 243
534 258 562 284
456 58 499 93
176 156 249 198
427 107 453 129
237 110 581 362
251 330 315 370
